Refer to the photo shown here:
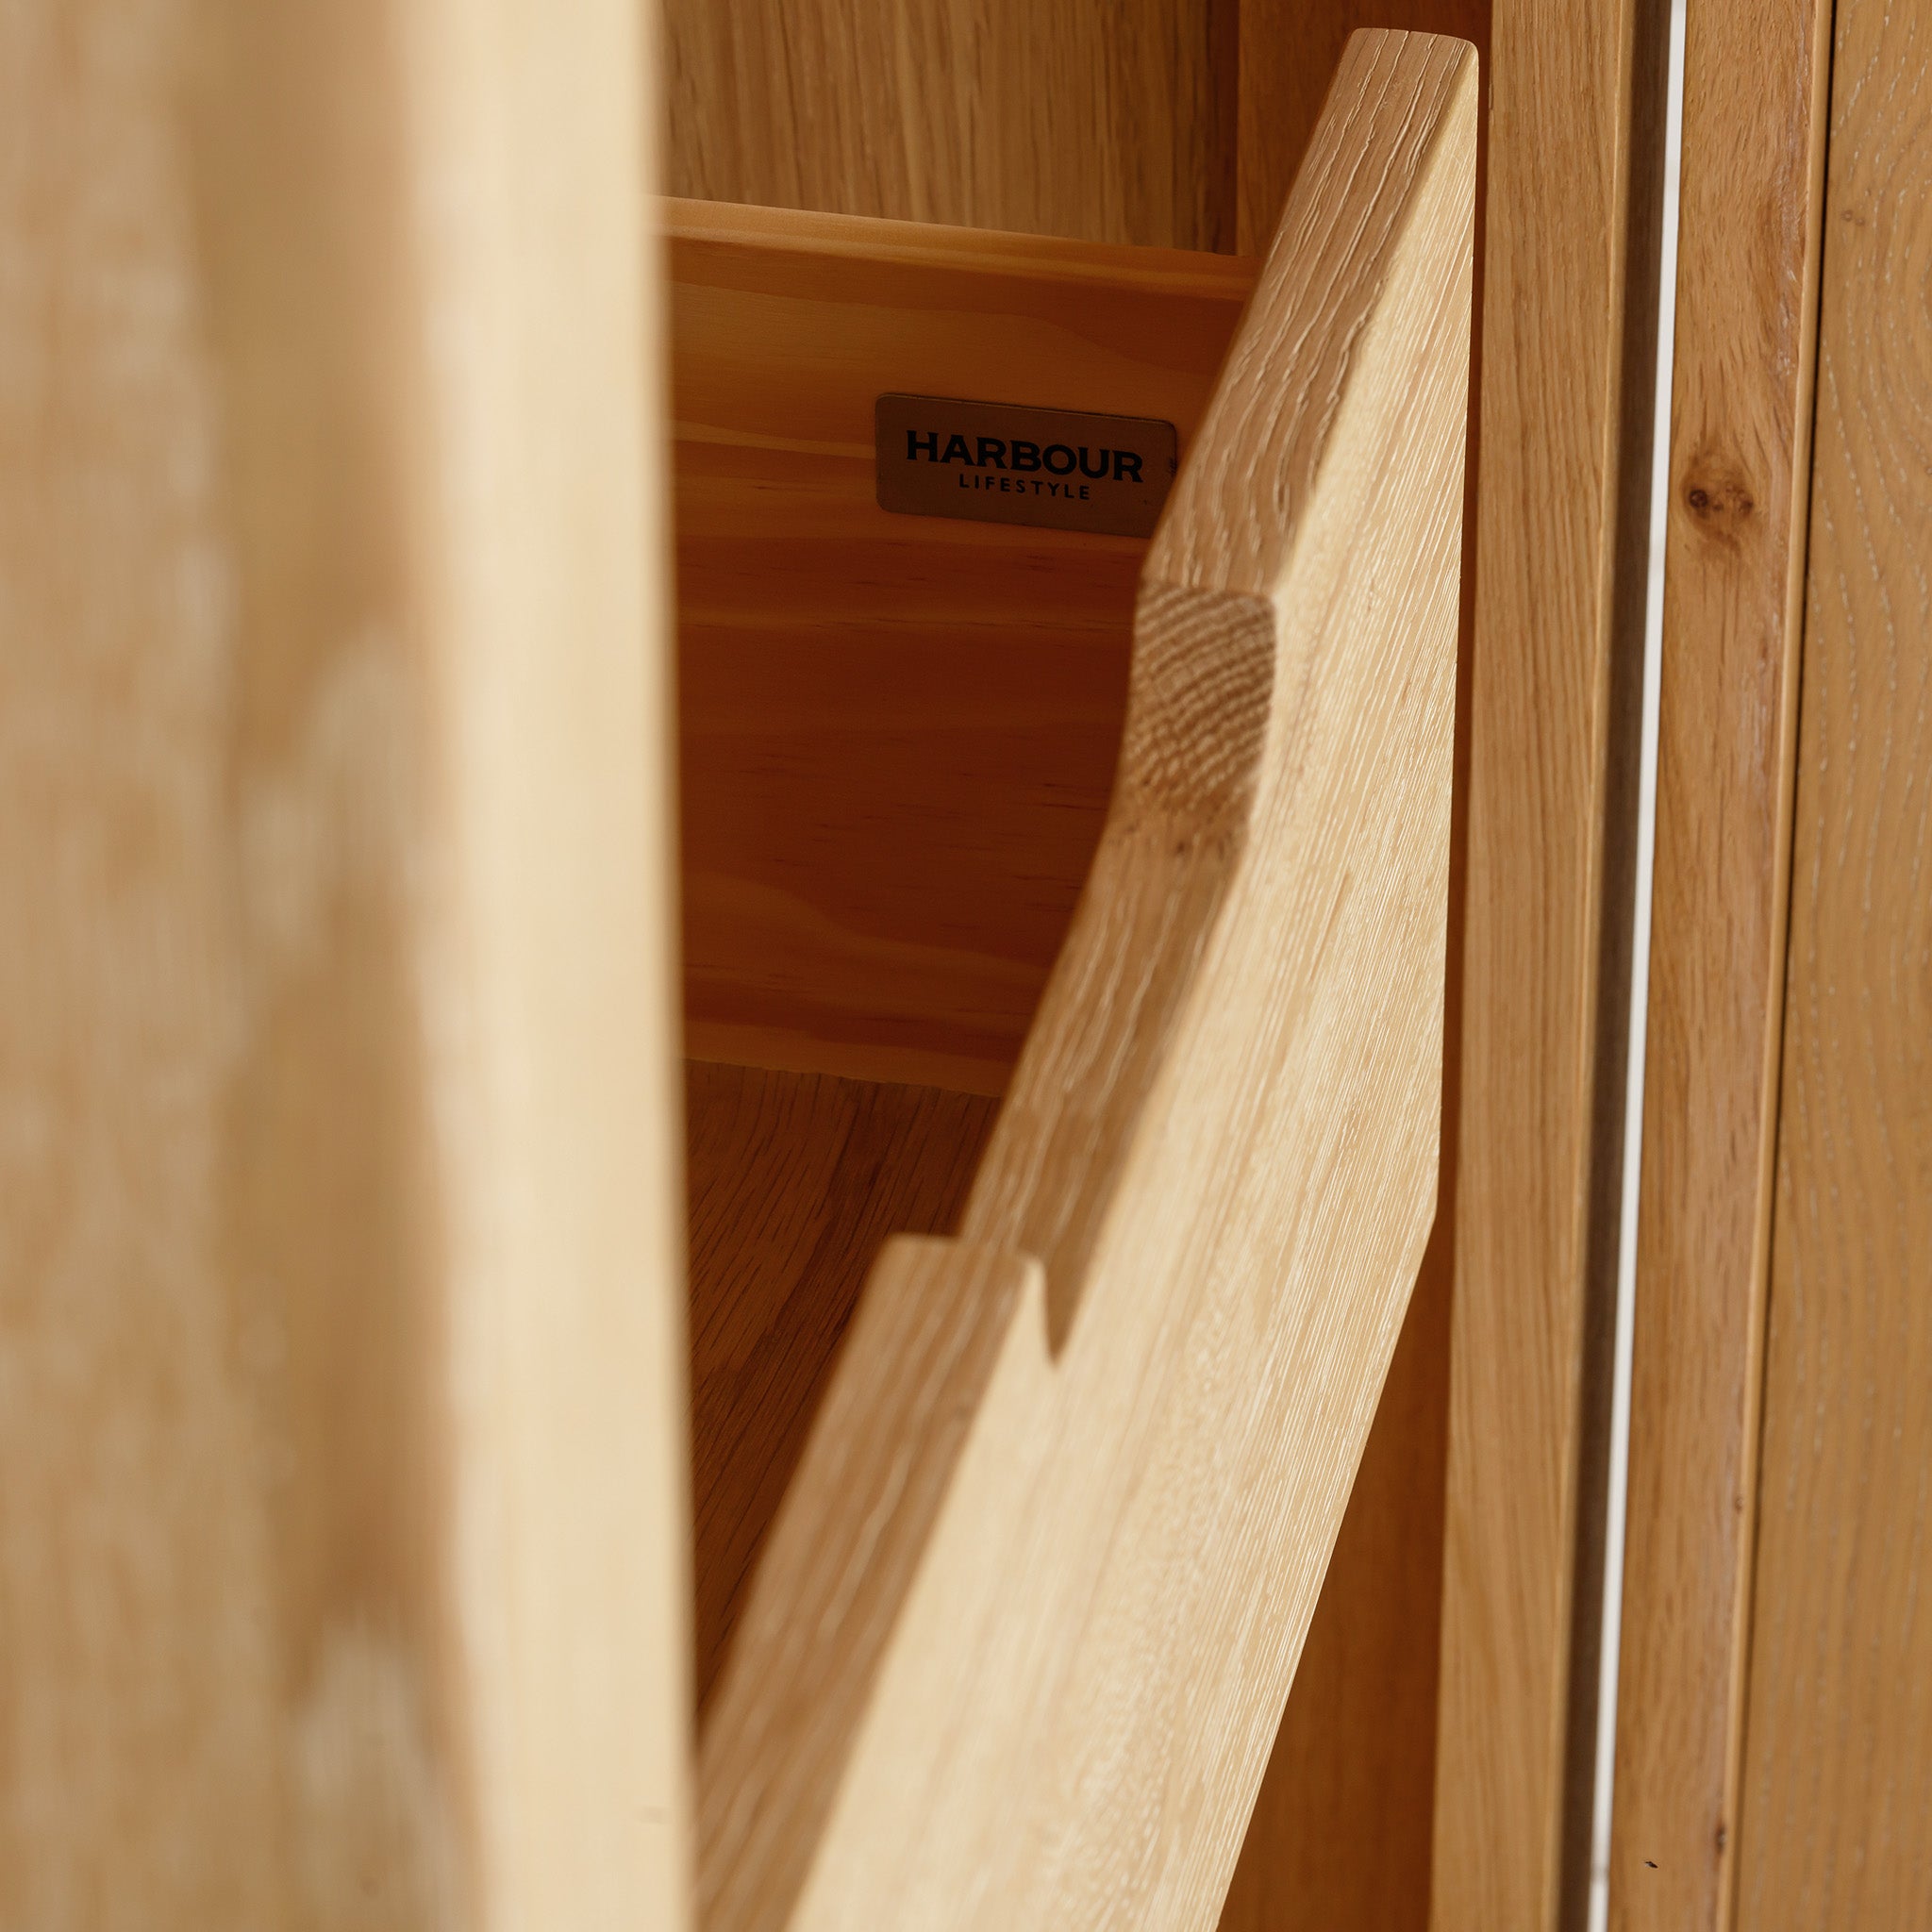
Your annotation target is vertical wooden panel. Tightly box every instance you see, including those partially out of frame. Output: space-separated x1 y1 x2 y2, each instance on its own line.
0 1 688 1925
0 9 282 1919
1606 0 1832 1922
1734 6 1932 1923
1431 0 1670 1924
663 0 1239 252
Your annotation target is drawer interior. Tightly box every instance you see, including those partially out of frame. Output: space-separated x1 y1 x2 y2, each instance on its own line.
670 200 1253 1703
670 196 1458 1922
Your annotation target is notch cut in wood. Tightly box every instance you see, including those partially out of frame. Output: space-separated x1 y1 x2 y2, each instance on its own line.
699 29 1477 1932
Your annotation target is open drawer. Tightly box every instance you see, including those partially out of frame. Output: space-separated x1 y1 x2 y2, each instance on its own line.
0 11 1485 1929
678 31 1477 1932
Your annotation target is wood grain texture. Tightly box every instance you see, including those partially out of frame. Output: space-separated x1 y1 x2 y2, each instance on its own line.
1429 0 1671 1921
671 203 1254 1092
663 0 1238 252
672 186 1463 1929
684 1063 996 1709
1606 0 1833 1922
700 33 1476 1932
1224 10 1489 1920
1733 6 1932 1922
0 1 689 1924
1234 0 1489 255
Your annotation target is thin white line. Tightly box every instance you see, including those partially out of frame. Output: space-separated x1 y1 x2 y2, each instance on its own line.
1588 1 1688 1925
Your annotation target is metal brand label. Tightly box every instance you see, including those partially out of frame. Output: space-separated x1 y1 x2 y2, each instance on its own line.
875 393 1177 538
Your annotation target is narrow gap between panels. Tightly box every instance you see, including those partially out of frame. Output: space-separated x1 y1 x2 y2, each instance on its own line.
1586 0 1689 1924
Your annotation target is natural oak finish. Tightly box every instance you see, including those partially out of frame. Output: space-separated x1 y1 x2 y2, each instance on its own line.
0 0 688 1924
666 14 1494 1913
1430 0 1670 1921
663 0 1239 252
1225 12 1491 1913
699 32 1476 1932
685 1063 996 1708
1226 11 1487 1922
1607 0 1833 1921
671 185 1468 1929
1734 5 1932 1921
671 202 1254 1092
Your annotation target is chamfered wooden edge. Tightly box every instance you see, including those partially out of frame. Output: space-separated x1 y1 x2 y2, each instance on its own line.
698 30 1476 1932
960 26 1476 1334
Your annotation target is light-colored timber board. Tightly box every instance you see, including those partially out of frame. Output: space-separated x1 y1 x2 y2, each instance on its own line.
1733 5 1932 1922
1225 9 1487 1922
698 35 1476 1932
0 1 689 1926
1431 0 1671 1924
668 18 1491 1922
669 199 1255 1094
1607 0 1833 1921
1223 12 1488 1915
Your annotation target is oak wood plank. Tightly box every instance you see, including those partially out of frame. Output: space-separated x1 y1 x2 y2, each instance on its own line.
0 1 689 1923
699 35 1476 1932
1606 0 1833 1921
1733 7 1932 1921
669 186 1472 1931
1429 0 1671 1919
1222 10 1488 1921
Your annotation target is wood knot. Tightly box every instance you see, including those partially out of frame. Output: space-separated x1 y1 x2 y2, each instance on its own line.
1681 463 1756 547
